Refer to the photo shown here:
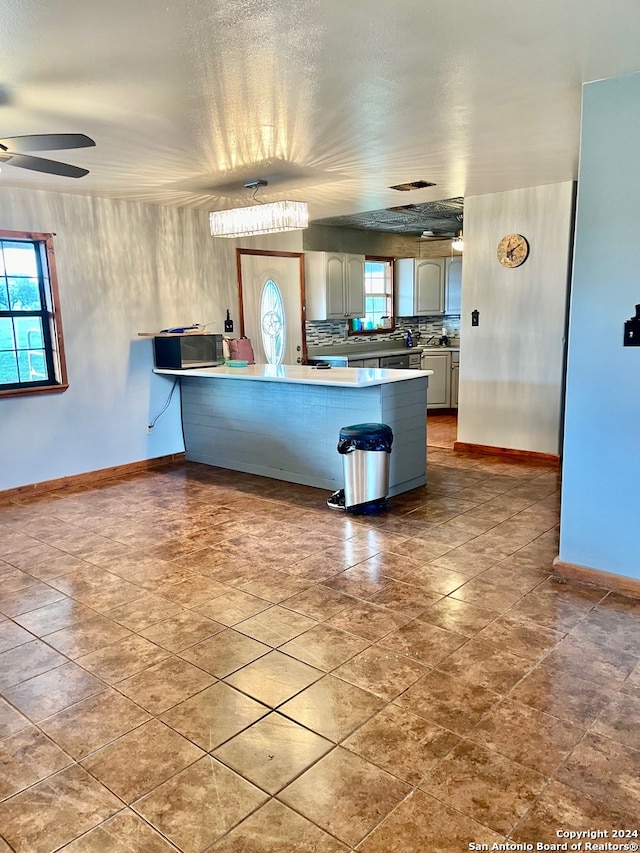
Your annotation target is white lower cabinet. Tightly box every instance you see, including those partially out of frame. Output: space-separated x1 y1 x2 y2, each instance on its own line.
421 352 450 408
347 357 380 368
422 350 459 409
450 352 460 408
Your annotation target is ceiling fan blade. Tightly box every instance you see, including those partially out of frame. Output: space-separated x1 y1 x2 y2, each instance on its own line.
0 133 95 152
1 152 89 178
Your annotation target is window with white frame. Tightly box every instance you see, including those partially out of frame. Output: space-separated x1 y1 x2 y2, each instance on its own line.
0 231 68 398
349 257 394 334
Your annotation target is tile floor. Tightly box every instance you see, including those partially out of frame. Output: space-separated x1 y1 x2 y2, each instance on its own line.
425 411 458 449
1 450 639 852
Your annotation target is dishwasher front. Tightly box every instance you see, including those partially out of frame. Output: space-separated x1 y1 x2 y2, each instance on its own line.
379 354 410 369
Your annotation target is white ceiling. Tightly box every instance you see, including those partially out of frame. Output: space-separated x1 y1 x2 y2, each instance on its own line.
2 0 640 223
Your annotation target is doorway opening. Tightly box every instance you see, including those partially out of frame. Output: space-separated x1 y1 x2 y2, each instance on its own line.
427 411 458 449
237 249 307 366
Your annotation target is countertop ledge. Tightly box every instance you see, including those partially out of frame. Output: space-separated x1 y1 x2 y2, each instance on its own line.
308 344 459 359
154 364 433 388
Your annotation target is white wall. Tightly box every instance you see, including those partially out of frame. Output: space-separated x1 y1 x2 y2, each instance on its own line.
560 72 640 581
0 186 238 491
457 182 574 455
240 231 304 253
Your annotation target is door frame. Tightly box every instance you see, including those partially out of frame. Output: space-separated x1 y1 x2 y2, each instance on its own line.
236 248 308 364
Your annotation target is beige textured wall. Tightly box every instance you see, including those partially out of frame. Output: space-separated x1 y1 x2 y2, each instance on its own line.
457 182 575 454
303 224 457 259
1 186 238 490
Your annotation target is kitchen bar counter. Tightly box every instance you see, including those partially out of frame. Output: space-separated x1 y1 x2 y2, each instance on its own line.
154 364 431 497
154 363 432 387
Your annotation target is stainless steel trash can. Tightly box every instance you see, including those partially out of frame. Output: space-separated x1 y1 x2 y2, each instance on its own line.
328 423 393 514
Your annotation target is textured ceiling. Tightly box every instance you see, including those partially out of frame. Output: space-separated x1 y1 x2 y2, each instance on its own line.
1 0 640 231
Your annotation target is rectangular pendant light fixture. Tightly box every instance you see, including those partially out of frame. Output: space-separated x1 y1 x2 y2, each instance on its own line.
209 199 309 238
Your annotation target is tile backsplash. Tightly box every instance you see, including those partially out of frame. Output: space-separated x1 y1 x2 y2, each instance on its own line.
306 315 461 348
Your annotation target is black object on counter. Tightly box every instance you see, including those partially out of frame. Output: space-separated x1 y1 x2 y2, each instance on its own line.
153 333 224 369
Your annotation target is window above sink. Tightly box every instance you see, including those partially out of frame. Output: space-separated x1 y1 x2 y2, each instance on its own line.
348 256 395 336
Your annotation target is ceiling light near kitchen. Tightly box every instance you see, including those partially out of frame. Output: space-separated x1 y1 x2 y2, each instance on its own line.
209 179 308 238
210 200 308 237
452 233 464 251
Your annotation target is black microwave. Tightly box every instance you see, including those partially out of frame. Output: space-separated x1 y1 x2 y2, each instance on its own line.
153 333 224 369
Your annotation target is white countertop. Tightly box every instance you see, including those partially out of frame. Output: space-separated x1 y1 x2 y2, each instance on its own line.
420 346 460 353
154 363 433 388
307 343 459 359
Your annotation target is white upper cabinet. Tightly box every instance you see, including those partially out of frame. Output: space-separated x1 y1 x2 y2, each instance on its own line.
344 254 365 317
396 258 445 316
305 252 365 320
324 254 345 317
445 256 462 314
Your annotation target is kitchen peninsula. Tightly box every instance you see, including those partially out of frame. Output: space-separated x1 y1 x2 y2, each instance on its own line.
154 364 432 496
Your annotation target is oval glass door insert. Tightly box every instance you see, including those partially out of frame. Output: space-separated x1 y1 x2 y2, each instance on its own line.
260 278 286 364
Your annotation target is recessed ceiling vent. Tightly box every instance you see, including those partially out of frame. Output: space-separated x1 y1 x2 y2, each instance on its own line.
389 180 436 191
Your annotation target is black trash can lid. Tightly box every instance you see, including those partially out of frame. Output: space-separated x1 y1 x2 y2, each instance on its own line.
339 423 393 442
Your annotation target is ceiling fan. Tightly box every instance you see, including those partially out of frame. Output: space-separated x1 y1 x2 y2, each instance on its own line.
0 133 95 178
419 230 458 241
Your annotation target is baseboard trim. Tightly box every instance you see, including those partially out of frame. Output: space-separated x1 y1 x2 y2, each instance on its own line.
553 557 640 599
0 453 186 502
453 441 560 466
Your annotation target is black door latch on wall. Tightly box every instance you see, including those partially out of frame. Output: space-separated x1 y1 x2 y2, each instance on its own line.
624 304 640 346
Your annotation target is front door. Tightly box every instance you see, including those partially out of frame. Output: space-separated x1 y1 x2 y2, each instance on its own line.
238 250 306 365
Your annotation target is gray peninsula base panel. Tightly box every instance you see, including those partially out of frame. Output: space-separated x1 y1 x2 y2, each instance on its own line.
180 375 428 496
